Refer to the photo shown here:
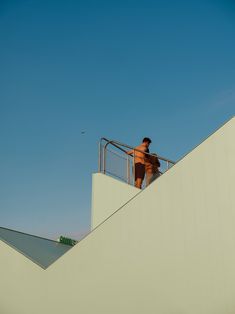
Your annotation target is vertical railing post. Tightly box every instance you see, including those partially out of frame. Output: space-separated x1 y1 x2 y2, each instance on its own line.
133 150 135 186
98 141 101 172
103 145 106 174
127 156 130 184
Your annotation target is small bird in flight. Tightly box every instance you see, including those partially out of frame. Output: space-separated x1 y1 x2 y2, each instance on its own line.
81 131 86 134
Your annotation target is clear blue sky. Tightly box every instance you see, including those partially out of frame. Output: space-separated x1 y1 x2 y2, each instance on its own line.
0 0 234 240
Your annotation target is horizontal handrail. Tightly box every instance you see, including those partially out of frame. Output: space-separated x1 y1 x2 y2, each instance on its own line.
100 137 176 164
98 137 176 188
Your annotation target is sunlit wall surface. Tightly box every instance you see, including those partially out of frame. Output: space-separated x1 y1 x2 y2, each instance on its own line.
0 117 234 314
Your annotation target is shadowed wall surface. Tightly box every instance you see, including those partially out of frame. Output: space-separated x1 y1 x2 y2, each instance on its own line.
0 227 71 268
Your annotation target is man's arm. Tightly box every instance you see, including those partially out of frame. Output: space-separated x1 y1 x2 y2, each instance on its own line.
127 145 146 156
126 149 134 155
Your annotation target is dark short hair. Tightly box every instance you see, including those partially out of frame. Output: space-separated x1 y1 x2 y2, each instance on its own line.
142 137 152 144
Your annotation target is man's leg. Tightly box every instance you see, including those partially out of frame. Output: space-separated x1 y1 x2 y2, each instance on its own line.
135 163 145 189
135 178 142 189
135 163 141 189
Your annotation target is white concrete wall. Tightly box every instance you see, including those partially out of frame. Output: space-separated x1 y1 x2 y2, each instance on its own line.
91 173 139 229
0 240 44 314
0 117 234 314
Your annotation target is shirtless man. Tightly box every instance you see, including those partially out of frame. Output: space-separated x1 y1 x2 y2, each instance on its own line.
127 137 152 189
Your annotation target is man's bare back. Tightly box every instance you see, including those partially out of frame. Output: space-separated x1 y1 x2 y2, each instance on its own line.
133 144 147 164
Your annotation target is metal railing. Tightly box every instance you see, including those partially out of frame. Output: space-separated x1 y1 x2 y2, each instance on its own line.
98 138 175 188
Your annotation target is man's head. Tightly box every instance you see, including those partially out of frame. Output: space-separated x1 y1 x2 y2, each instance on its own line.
142 137 152 148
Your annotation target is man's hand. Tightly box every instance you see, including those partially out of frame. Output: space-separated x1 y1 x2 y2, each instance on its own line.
127 150 134 155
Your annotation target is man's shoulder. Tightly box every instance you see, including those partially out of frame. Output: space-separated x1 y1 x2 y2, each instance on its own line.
135 144 146 151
